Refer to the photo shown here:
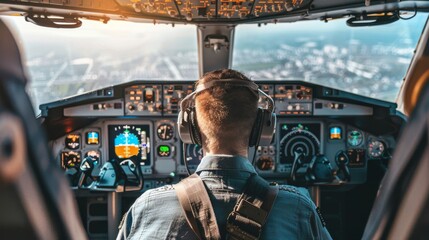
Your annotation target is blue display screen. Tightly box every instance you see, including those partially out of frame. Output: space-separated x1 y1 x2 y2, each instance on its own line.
86 131 99 145
330 127 342 140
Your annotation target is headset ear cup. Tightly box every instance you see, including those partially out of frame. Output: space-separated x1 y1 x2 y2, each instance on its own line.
249 109 263 147
189 108 202 146
249 109 276 147
258 111 276 146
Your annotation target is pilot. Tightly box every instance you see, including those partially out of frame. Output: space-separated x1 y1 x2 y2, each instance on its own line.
117 69 332 240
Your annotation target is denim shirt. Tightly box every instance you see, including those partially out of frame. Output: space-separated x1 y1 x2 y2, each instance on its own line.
117 155 332 240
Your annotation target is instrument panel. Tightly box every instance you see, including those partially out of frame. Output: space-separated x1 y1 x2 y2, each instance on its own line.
54 117 395 188
43 80 400 189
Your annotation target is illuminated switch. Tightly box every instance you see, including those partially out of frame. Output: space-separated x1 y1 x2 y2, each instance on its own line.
144 89 154 102
324 89 333 95
104 89 113 96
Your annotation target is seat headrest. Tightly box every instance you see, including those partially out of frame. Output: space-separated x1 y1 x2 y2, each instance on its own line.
0 19 27 84
403 57 429 115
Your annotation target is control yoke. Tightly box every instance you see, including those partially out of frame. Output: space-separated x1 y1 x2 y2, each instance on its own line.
289 152 340 185
78 157 144 192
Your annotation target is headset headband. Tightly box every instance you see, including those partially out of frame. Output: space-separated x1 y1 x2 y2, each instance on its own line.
195 78 259 94
181 78 273 111
178 78 276 147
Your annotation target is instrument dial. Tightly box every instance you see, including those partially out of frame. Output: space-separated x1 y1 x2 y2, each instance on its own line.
65 134 80 150
61 151 81 169
368 140 385 158
256 157 275 171
347 130 363 147
85 150 100 165
157 123 174 141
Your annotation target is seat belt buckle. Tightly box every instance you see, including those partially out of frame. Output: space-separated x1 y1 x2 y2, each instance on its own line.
226 199 266 240
234 199 268 224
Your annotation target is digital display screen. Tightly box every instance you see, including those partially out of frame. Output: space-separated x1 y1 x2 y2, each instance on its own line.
330 127 342 140
86 131 99 145
279 123 321 164
108 124 151 166
157 145 171 157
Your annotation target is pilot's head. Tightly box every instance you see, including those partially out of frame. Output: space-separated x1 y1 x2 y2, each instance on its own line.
195 69 258 156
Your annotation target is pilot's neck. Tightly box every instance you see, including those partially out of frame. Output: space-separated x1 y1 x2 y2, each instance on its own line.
204 148 248 158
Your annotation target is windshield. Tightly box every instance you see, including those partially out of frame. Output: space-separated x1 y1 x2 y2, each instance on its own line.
4 13 428 114
233 14 428 102
5 17 198 114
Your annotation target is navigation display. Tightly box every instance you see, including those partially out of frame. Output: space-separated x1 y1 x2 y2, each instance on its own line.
108 124 151 166
279 123 321 164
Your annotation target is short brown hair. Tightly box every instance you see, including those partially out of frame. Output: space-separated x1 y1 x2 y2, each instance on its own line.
195 69 258 152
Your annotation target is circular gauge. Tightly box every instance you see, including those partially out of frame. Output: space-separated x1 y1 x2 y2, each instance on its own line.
256 157 275 171
157 145 172 157
279 129 320 164
65 134 80 150
157 123 174 141
61 151 81 169
368 140 385 158
85 150 100 165
347 130 363 147
185 144 203 166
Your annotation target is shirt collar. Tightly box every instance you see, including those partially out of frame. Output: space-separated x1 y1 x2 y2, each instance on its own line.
195 154 257 174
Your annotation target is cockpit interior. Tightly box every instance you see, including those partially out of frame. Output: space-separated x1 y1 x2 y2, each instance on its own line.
1 1 429 240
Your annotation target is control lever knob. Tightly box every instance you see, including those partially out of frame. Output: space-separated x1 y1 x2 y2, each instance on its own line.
307 154 334 183
336 151 348 165
80 157 94 173
78 157 95 188
335 151 351 181
290 150 304 181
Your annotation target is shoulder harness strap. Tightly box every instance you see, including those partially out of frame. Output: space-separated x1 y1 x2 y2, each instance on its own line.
174 173 221 240
175 173 279 240
226 175 279 240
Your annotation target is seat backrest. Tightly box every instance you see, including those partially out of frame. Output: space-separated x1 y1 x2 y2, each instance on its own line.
362 32 429 240
0 18 87 240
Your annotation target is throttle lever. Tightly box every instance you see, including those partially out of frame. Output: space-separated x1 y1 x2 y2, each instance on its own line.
306 154 334 184
77 156 97 189
290 150 304 181
120 159 139 180
96 159 126 190
335 151 351 182
119 159 144 191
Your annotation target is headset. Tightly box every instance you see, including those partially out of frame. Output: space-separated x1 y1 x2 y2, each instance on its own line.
177 78 276 148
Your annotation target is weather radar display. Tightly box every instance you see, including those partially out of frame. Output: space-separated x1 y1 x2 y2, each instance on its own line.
108 124 151 166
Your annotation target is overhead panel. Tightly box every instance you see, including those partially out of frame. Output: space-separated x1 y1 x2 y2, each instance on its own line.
6 0 312 22
120 0 312 21
19 0 119 11
116 0 180 18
